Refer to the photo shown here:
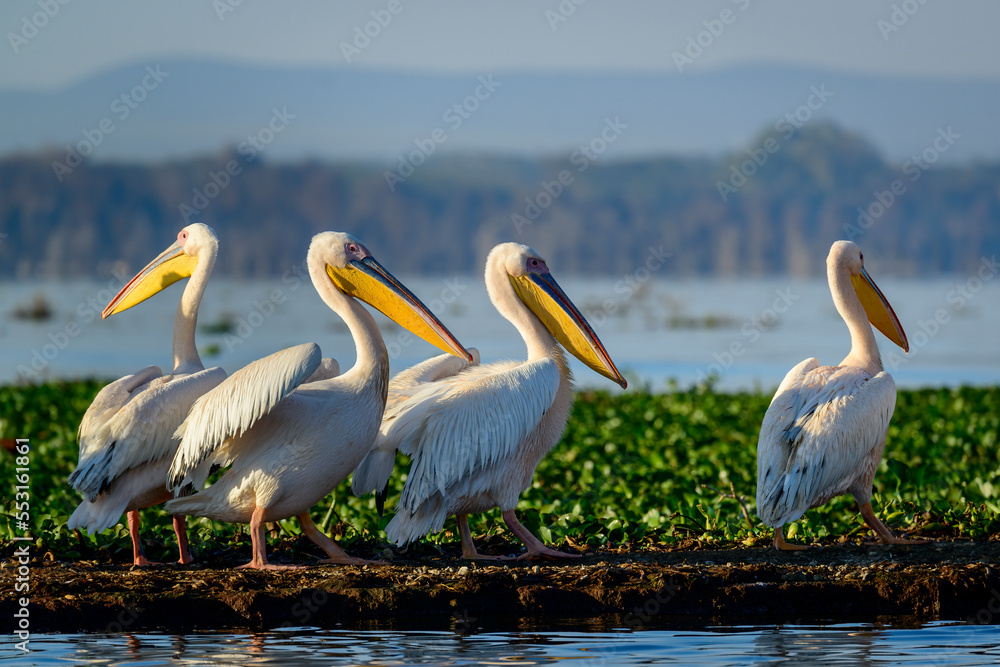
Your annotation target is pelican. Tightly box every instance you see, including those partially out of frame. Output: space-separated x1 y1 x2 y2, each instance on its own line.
756 240 928 550
353 242 627 560
67 223 226 566
164 232 470 569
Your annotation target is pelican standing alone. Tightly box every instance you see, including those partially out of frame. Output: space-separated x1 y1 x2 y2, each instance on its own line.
353 242 627 560
756 240 929 550
164 232 470 569
68 223 226 566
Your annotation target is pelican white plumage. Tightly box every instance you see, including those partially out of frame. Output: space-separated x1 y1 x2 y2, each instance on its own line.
755 240 928 550
164 232 470 569
353 242 627 560
67 223 226 566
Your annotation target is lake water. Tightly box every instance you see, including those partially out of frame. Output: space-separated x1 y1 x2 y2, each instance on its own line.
1 274 997 391
4 622 999 666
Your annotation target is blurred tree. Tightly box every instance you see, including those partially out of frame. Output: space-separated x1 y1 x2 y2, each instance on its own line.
0 123 997 278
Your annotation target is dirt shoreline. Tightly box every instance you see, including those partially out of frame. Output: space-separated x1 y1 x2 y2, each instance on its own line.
3 540 998 632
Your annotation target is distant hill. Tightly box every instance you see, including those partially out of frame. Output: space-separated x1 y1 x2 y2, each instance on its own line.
4 60 1000 164
2 123 997 279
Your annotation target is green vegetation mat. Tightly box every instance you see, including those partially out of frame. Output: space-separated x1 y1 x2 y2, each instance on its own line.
1 381 997 562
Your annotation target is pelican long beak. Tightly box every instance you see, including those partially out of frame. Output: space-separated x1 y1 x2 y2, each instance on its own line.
851 267 909 352
103 242 199 318
510 272 627 388
326 257 471 360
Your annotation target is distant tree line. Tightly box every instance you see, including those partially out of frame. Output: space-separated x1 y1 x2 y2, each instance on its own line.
2 123 997 279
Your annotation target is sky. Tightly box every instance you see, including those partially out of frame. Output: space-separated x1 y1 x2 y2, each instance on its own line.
0 0 997 89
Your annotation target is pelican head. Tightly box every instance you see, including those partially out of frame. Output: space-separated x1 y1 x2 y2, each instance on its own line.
103 223 218 318
828 240 908 352
315 231 471 360
491 242 627 388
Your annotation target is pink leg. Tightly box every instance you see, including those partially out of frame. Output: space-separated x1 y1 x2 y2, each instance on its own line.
235 506 305 570
297 513 377 565
173 514 194 565
458 514 511 561
773 526 808 551
128 510 159 567
860 502 930 545
501 510 581 561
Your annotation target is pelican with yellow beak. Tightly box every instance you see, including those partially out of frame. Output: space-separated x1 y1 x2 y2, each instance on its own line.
164 232 470 569
353 242 627 560
756 240 929 550
68 223 227 566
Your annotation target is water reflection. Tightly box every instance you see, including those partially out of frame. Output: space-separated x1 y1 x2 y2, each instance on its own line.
6 622 1000 666
752 626 880 664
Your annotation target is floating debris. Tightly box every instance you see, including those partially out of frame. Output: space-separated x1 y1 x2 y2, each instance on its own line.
13 291 53 321
200 312 236 335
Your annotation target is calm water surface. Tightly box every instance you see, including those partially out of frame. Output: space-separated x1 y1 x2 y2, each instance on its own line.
3 622 999 666
2 276 997 390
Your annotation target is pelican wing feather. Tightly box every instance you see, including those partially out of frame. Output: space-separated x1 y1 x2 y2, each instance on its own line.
385 349 481 407
303 357 340 384
756 360 897 527
379 358 560 514
168 342 321 491
352 349 479 499
69 366 226 502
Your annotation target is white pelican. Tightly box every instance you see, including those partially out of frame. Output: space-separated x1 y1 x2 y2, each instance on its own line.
353 242 627 560
67 223 226 566
756 240 927 550
164 232 470 570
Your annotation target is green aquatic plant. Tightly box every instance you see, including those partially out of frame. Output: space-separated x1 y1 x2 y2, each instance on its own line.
1 381 997 561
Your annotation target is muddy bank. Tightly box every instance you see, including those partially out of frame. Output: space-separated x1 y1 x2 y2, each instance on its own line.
3 540 998 632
